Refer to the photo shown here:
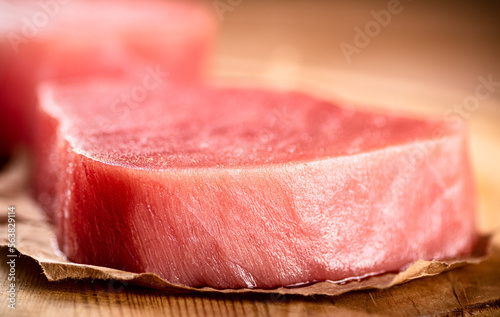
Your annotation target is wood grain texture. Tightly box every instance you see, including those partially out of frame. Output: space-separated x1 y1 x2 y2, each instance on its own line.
1 245 500 317
1 0 500 316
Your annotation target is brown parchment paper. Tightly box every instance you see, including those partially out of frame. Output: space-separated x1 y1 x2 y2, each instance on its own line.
0 151 492 296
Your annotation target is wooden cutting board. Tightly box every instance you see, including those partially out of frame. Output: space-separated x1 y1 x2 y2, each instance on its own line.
1 0 499 316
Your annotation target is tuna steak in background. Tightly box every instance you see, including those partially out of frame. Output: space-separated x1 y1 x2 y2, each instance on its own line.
35 79 478 289
0 0 215 156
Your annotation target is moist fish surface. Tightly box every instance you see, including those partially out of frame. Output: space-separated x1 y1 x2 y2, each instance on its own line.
35 80 478 289
0 0 214 154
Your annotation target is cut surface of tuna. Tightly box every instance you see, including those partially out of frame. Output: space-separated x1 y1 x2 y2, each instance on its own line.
35 80 478 289
0 0 214 154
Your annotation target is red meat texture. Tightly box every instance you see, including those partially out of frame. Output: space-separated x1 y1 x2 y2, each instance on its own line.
0 0 214 154
35 80 478 289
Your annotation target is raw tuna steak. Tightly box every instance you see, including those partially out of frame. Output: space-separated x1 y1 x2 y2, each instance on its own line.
35 80 478 289
0 0 214 154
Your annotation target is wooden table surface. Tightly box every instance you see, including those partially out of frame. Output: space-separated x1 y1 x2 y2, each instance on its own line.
1 0 500 316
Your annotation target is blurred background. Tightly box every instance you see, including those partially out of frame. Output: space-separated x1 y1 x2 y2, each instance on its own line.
207 0 500 233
